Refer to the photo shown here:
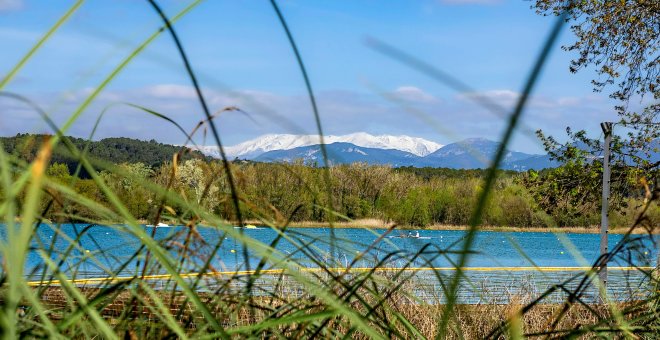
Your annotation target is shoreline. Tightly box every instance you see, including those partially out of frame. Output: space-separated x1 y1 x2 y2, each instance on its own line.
30 218 652 235
242 219 651 235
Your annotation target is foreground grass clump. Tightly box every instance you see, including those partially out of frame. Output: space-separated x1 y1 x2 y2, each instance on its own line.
6 285 658 339
1 0 659 338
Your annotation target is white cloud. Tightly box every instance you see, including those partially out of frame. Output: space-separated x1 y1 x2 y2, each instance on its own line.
0 0 23 12
142 84 199 100
458 89 558 109
0 83 623 154
458 89 519 107
557 97 581 107
392 86 438 103
479 89 518 101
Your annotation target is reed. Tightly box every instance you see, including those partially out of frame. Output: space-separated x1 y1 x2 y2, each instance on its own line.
0 1 658 338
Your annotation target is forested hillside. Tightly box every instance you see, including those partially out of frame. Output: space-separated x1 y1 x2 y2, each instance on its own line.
0 134 207 176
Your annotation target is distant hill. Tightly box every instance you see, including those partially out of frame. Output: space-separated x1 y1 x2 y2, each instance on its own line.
418 138 527 169
418 138 559 170
0 134 206 176
507 154 560 171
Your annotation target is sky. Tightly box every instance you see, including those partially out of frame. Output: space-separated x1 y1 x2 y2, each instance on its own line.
0 0 634 153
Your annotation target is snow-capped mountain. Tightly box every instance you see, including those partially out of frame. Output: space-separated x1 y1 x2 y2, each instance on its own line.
253 138 559 170
329 132 442 157
256 142 419 167
180 135 660 170
419 138 536 169
193 133 443 159
189 133 567 170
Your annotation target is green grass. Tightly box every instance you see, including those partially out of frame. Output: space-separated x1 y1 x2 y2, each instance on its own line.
0 1 659 338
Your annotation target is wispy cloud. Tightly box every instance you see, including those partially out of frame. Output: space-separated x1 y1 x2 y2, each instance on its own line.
142 84 200 100
0 0 23 12
392 86 438 103
459 89 518 106
457 89 560 109
0 84 623 153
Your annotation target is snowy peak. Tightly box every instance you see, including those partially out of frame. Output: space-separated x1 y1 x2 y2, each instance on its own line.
255 142 420 167
191 135 563 171
189 135 562 170
226 134 316 159
195 133 443 159
422 138 549 170
336 132 442 157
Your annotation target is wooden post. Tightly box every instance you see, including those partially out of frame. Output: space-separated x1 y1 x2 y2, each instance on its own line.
599 122 613 294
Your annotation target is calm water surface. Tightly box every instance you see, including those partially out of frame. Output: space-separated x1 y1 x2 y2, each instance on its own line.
2 224 657 303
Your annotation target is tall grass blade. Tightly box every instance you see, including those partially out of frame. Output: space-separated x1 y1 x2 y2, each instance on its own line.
436 9 569 338
0 0 84 90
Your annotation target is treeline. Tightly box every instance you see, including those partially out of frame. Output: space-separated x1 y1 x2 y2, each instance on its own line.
0 134 206 177
10 158 657 229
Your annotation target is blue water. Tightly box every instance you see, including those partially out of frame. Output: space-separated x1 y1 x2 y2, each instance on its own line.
2 224 657 303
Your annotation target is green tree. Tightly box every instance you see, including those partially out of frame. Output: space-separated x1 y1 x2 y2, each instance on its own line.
532 0 659 224
534 0 658 114
534 0 658 166
46 163 72 183
100 162 155 219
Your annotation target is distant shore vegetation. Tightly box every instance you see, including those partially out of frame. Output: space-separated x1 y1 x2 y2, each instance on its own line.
2 134 657 229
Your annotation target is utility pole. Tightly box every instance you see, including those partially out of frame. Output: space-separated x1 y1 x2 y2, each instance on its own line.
599 122 613 294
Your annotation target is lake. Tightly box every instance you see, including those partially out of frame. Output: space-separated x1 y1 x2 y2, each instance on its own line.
5 224 658 303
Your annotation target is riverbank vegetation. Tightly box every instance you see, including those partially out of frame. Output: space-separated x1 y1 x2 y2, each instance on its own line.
3 135 657 229
1 0 658 338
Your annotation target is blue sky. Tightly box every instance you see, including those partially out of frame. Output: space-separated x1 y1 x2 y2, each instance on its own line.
0 0 628 153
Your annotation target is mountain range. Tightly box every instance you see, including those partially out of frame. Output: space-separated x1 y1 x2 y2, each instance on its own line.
193 133 560 170
193 132 443 159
